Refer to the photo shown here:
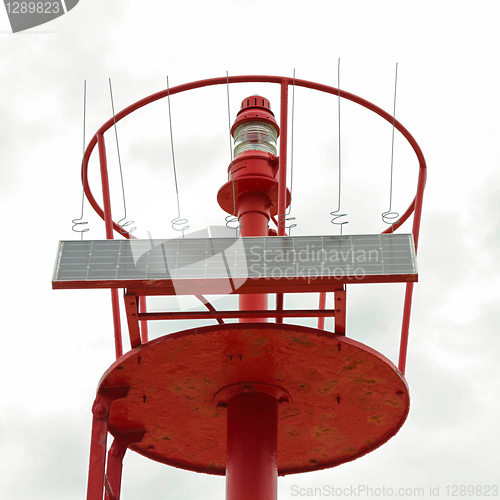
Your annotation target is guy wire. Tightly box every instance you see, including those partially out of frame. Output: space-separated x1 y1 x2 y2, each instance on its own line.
72 79 89 239
381 63 400 230
330 58 349 234
279 69 297 234
109 78 136 234
225 71 241 234
166 76 189 237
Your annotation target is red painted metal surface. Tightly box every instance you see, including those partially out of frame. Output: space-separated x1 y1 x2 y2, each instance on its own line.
334 288 347 336
217 153 284 218
105 431 146 500
124 293 141 349
78 75 425 373
277 80 288 238
397 154 427 373
87 400 110 500
111 289 123 359
97 323 409 475
60 75 426 499
226 392 278 500
86 387 129 500
139 296 148 343
275 292 284 325
318 292 327 330
316 288 347 337
398 282 414 374
136 309 336 321
221 95 279 497
97 133 113 241
195 294 225 325
80 76 425 244
231 94 279 135
97 132 123 359
79 75 426 372
53 271 417 292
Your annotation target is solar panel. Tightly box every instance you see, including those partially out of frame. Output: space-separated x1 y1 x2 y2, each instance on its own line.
52 234 417 294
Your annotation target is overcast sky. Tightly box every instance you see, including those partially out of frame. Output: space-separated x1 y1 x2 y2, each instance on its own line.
0 1 499 499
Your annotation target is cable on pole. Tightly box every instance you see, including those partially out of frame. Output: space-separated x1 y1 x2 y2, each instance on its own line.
279 69 297 235
166 76 189 237
72 80 90 239
109 78 136 235
330 58 349 234
224 71 241 235
381 63 400 231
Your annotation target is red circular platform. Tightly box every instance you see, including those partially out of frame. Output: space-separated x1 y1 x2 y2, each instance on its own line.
98 323 409 475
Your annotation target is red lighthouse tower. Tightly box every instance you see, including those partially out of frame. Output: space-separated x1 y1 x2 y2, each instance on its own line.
53 75 426 500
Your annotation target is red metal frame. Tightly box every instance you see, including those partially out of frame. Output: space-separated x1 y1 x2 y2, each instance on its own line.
221 94 285 498
86 387 130 500
79 74 426 373
105 430 146 500
97 132 123 359
123 292 141 349
53 272 417 292
226 392 278 500
137 309 337 321
139 296 148 343
81 76 426 245
277 80 289 237
72 75 426 500
96 323 410 477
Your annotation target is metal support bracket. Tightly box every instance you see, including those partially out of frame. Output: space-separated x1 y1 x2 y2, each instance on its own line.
86 387 130 500
124 292 141 349
334 287 346 336
105 430 147 500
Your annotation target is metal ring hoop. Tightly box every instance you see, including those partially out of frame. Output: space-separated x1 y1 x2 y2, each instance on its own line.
81 75 426 251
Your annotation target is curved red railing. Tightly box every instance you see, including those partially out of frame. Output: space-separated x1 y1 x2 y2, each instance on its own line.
80 75 426 372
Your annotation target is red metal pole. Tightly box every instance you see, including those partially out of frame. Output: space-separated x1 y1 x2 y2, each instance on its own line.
398 282 414 374
87 400 110 500
398 151 427 373
226 392 278 500
105 440 126 500
137 309 336 321
275 79 289 325
277 79 288 236
318 292 327 329
105 431 146 500
139 296 148 344
97 134 113 240
411 162 427 253
224 94 284 499
238 191 269 321
275 293 284 324
97 133 123 359
86 388 129 500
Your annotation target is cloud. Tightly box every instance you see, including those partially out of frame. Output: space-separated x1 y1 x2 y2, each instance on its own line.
0 410 89 500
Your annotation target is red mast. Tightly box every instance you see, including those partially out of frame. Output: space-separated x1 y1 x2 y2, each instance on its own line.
219 95 282 500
